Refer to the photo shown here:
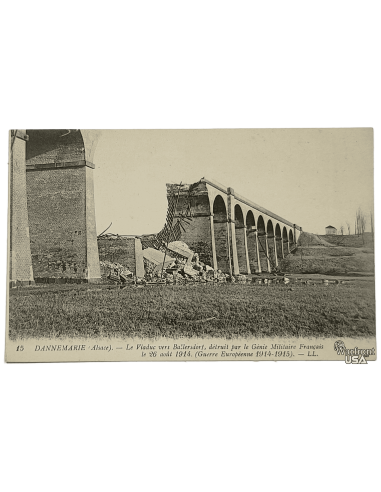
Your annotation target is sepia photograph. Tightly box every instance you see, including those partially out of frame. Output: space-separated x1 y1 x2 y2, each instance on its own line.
2 2 380 492
6 128 376 362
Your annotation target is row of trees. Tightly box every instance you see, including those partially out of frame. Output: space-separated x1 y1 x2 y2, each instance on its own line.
338 207 374 242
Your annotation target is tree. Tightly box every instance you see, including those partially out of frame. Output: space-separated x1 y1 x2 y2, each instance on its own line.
370 211 374 242
355 209 360 236
356 207 367 244
346 221 351 235
361 215 366 244
340 225 344 235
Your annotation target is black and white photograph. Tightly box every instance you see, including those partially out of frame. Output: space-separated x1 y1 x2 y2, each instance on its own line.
6 128 376 362
2 2 380 491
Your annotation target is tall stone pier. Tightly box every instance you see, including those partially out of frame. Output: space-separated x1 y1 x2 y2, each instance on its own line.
167 178 302 274
8 130 35 288
25 130 101 282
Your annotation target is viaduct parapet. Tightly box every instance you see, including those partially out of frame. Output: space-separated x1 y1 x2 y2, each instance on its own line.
25 130 101 282
167 178 302 275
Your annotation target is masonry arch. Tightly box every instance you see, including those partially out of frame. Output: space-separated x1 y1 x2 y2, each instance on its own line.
289 229 294 247
282 226 289 254
256 215 269 271
267 219 274 237
246 210 259 272
257 215 266 235
213 195 230 273
266 220 277 269
26 130 101 166
234 204 244 227
213 195 227 221
234 204 247 273
275 223 283 258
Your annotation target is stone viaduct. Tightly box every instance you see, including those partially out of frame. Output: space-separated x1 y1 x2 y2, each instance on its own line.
8 130 301 287
168 178 302 275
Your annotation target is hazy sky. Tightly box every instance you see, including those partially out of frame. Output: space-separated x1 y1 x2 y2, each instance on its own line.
92 129 374 236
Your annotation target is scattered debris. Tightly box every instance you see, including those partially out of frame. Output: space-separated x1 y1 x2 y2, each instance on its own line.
99 235 359 290
100 260 134 283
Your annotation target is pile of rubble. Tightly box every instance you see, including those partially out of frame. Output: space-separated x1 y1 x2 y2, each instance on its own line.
144 253 235 285
99 260 134 284
100 243 250 286
98 236 354 289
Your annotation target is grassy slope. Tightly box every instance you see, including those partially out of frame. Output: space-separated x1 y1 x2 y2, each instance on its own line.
320 232 374 249
9 281 375 340
280 232 374 275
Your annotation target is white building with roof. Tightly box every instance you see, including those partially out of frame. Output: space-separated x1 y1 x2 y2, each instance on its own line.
325 225 337 235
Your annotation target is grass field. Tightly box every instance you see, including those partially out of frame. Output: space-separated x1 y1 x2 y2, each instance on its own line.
8 280 375 340
320 232 374 249
280 247 374 275
280 232 374 276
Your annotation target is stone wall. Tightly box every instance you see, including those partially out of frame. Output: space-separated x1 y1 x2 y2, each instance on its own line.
177 216 213 255
98 238 135 270
98 238 144 277
26 167 88 279
214 222 230 272
25 130 101 282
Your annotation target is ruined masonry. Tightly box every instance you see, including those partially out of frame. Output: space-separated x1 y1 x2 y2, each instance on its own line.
98 237 145 278
9 130 302 287
167 179 302 275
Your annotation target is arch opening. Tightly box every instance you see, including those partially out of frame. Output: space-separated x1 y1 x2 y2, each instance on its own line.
234 204 245 228
275 223 283 259
246 210 255 230
266 220 277 268
257 215 266 235
26 130 85 165
234 204 247 273
257 215 269 271
282 226 290 254
289 229 294 246
213 195 227 222
246 211 259 272
212 195 230 273
267 219 274 238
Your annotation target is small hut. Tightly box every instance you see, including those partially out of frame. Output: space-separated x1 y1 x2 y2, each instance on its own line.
325 225 337 235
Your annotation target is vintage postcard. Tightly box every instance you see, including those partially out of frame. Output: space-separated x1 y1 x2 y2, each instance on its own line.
5 129 376 362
